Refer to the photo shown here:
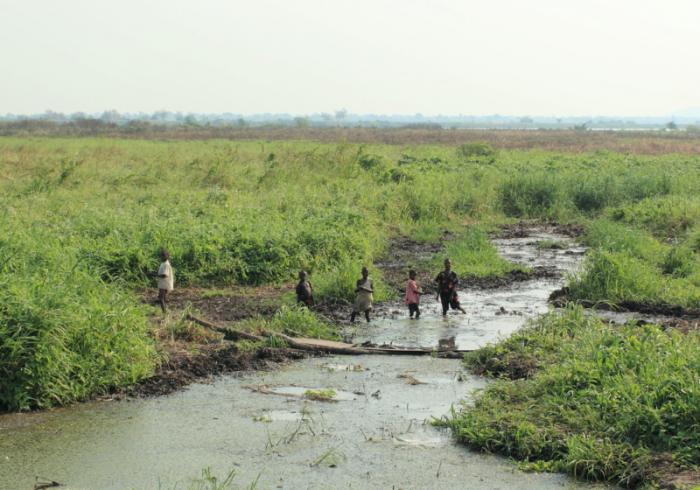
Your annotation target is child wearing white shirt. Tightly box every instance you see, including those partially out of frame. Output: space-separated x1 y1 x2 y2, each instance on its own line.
156 249 174 312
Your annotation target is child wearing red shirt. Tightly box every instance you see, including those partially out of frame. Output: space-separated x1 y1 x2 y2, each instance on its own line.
405 270 423 319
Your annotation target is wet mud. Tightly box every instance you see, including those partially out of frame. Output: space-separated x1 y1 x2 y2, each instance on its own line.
144 284 287 323
120 345 310 399
550 287 700 320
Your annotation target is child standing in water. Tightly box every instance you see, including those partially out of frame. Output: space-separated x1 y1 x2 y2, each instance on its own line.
351 266 373 323
405 269 422 319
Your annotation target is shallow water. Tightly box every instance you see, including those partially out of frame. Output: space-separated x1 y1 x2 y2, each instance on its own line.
349 232 584 350
0 356 601 490
0 232 607 490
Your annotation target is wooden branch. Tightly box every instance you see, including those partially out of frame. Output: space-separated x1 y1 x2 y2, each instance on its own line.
186 314 264 342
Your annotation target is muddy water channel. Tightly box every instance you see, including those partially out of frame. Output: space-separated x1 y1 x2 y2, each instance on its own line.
1 233 607 489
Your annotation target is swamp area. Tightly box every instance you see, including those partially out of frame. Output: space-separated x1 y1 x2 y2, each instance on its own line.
1 136 700 488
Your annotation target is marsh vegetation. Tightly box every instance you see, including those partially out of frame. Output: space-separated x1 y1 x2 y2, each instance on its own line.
1 134 699 486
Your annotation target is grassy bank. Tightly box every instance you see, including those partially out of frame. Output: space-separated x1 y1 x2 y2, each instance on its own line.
441 306 700 487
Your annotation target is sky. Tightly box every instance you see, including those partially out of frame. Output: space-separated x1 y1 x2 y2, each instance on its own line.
1 0 698 117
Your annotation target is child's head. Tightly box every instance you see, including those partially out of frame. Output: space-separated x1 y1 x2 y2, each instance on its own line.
409 269 416 279
298 270 307 280
160 249 170 261
361 266 369 278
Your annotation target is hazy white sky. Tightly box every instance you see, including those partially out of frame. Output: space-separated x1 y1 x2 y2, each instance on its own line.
1 0 698 116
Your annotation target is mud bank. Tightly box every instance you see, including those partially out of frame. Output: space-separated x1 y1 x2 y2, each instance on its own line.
120 345 310 398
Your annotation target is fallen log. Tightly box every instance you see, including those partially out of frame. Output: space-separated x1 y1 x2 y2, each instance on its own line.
186 314 264 342
261 330 371 355
188 314 470 357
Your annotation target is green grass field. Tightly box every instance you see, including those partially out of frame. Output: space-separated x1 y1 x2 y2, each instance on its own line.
1 136 700 485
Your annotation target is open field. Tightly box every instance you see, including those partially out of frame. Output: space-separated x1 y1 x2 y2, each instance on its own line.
4 123 700 154
1 135 700 486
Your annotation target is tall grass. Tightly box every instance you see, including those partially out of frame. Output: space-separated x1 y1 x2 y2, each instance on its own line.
1 137 699 409
0 230 155 411
569 219 700 308
442 306 700 487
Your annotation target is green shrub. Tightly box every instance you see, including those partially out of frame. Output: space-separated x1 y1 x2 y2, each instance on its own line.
662 245 697 278
570 176 617 213
456 142 497 163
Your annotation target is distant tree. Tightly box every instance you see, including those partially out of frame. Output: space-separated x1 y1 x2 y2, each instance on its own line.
294 116 310 128
100 110 120 123
334 109 347 125
152 110 171 122
666 121 678 130
42 110 66 122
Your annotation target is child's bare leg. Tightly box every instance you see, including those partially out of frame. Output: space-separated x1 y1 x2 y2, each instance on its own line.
350 311 357 323
158 289 167 313
364 310 370 323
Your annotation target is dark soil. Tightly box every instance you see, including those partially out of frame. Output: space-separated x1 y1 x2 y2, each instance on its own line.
469 352 539 380
463 266 558 289
143 285 287 323
118 344 310 398
497 221 585 239
373 233 447 295
550 288 700 319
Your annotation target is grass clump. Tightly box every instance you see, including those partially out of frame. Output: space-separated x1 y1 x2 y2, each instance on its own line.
535 239 567 250
569 220 700 309
434 227 528 279
303 388 337 402
442 306 700 487
456 142 497 164
498 173 563 219
235 306 339 341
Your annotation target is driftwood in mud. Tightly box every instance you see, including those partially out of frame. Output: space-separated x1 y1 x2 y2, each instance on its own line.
188 314 470 357
34 478 62 490
261 330 371 355
186 314 264 342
